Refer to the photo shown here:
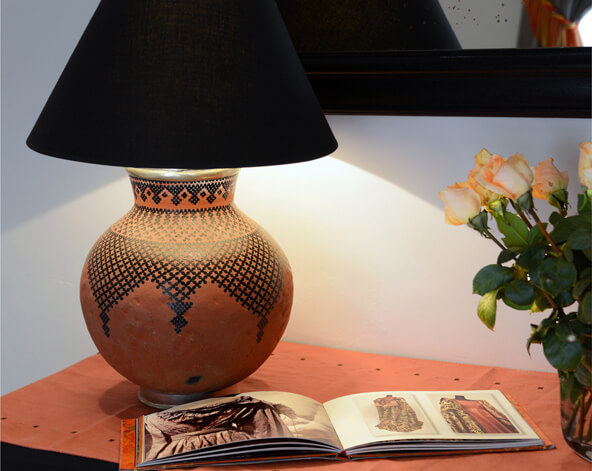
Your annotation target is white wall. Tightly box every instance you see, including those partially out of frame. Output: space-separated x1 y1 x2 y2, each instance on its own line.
2 0 591 395
439 0 524 48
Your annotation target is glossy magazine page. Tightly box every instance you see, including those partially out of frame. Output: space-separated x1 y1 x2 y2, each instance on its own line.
323 390 543 454
126 391 343 469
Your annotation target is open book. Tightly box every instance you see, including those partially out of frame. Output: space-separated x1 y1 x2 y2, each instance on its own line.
120 390 552 469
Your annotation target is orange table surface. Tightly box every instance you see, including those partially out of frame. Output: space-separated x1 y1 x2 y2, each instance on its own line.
1 341 588 470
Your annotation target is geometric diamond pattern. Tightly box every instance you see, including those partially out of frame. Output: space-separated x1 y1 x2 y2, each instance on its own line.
86 209 285 343
131 177 233 208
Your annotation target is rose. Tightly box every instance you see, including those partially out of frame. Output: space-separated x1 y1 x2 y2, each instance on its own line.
439 182 482 225
532 157 569 200
473 153 533 201
467 149 500 205
578 141 592 190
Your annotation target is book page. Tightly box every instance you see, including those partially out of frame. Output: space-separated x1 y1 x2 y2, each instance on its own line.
140 391 342 464
323 390 541 451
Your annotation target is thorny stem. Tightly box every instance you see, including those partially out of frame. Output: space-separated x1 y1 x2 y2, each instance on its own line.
528 209 562 255
578 390 589 441
583 390 592 418
542 291 559 311
509 200 533 229
587 407 592 442
566 394 582 434
483 229 507 252
565 388 592 444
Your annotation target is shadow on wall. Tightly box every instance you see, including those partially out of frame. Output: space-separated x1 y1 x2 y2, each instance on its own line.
1 0 119 232
1 152 124 233
5 114 589 234
326 114 588 213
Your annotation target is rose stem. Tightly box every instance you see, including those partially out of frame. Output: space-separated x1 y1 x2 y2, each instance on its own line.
587 407 592 442
566 393 582 435
509 200 533 229
483 229 507 251
528 209 562 255
578 389 588 441
579 391 592 441
583 390 592 417
541 291 559 311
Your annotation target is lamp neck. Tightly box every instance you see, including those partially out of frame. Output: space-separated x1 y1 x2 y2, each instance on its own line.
127 168 239 211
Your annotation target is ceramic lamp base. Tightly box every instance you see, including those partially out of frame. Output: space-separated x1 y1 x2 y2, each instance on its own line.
80 168 293 405
138 384 241 410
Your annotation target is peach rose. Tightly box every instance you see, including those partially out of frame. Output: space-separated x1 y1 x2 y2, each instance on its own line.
473 153 533 201
579 141 592 190
439 182 482 225
532 158 569 200
468 149 500 205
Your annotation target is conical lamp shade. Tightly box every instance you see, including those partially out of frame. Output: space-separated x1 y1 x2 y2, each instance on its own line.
26 0 337 168
276 0 461 52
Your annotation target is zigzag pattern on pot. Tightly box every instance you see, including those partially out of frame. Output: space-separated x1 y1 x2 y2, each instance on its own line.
86 204 285 343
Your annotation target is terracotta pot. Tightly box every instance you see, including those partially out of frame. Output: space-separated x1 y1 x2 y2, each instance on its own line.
80 168 293 408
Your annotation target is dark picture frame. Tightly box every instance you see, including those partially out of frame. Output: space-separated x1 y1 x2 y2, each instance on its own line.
301 48 591 118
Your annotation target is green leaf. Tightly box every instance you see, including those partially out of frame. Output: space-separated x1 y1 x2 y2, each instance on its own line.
554 290 575 308
543 326 583 371
570 318 590 339
467 211 489 233
578 292 592 324
497 249 516 265
578 192 592 215
536 317 556 339
503 297 531 310
526 336 539 355
478 290 498 330
530 288 552 313
567 230 592 250
575 337 592 387
549 189 568 208
575 358 592 388
516 245 545 271
559 371 584 403
573 268 591 300
503 279 535 308
563 246 574 263
549 211 563 227
516 191 534 212
495 212 529 248
573 279 590 300
555 320 575 341
473 265 514 296
578 266 592 283
527 224 545 245
551 214 592 244
532 258 577 297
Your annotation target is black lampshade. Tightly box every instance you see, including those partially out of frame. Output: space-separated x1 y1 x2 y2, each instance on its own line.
276 0 461 53
26 0 337 169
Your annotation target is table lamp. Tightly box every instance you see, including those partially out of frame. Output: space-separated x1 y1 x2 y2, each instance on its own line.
26 0 337 408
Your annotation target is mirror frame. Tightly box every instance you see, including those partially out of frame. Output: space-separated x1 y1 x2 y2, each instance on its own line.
302 47 591 118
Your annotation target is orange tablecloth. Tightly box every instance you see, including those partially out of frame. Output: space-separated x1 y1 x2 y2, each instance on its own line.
1 341 588 469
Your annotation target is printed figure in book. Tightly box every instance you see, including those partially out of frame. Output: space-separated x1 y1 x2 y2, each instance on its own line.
120 390 550 469
144 396 294 460
374 395 423 432
439 395 519 434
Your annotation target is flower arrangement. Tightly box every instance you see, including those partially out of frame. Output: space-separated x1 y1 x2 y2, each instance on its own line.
440 142 591 458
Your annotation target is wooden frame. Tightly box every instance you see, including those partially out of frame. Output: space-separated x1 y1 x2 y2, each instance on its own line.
302 47 591 118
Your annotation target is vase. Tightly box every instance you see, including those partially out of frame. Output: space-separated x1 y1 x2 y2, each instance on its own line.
79 168 293 408
559 371 592 462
